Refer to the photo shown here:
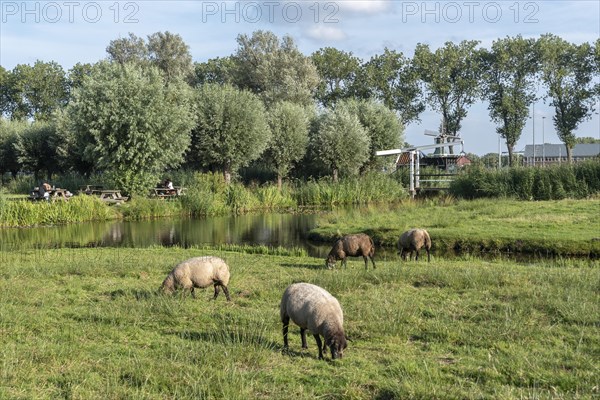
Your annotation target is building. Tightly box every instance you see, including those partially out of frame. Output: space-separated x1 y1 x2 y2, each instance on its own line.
523 143 600 166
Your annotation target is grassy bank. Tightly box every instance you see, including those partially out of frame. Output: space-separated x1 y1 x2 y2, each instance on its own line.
0 172 407 227
308 198 600 256
0 246 598 399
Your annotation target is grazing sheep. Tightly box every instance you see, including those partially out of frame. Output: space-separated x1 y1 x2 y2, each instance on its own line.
325 233 376 269
161 256 231 301
280 282 347 360
397 228 431 262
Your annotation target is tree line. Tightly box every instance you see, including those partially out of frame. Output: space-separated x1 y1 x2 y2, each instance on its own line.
0 31 598 194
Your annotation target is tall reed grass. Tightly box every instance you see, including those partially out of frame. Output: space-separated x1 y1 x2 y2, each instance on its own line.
0 195 116 227
450 161 600 200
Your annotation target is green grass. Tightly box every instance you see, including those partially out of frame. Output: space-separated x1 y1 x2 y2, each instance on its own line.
308 198 600 256
0 246 598 399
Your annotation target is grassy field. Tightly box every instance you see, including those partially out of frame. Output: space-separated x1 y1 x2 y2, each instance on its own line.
1 246 598 399
308 198 600 256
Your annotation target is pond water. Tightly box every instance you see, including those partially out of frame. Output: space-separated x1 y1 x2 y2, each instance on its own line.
0 210 566 262
0 213 339 258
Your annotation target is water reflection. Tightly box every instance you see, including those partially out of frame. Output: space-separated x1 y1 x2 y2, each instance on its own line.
0 212 577 262
0 213 333 257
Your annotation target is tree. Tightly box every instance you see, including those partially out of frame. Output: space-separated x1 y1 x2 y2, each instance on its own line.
310 106 370 182
147 31 194 84
14 122 65 180
68 63 94 93
194 57 235 86
190 83 270 184
263 102 309 189
0 119 26 180
575 136 600 144
4 61 68 121
594 39 600 96
106 32 148 65
414 40 482 141
59 62 195 194
538 34 595 163
233 30 320 106
354 48 424 125
0 66 11 118
482 36 538 166
311 47 361 107
337 99 404 172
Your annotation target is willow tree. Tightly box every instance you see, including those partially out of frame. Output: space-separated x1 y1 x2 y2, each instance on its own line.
263 102 309 190
58 62 194 194
539 34 596 163
191 83 270 184
337 98 404 172
310 106 370 182
482 36 538 166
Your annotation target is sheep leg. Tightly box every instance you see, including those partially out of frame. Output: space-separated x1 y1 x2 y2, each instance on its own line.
300 328 308 349
342 258 347 269
427 249 431 262
190 287 196 299
371 256 376 269
415 249 420 261
222 285 231 301
314 334 324 359
363 256 368 270
213 283 220 300
282 316 290 348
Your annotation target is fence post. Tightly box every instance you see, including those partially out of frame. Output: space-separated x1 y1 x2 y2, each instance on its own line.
409 151 415 198
415 151 420 192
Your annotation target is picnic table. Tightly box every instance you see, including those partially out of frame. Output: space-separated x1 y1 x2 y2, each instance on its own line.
151 186 186 199
82 188 128 205
78 185 104 195
29 187 71 202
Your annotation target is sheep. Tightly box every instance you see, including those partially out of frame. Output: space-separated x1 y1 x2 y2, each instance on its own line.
325 233 376 269
161 256 231 301
280 282 347 360
397 228 431 262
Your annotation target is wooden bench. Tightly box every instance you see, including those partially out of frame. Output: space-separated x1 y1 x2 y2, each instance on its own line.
151 187 186 199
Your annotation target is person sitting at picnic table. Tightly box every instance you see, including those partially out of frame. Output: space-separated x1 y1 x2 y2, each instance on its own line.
38 182 51 201
164 178 175 195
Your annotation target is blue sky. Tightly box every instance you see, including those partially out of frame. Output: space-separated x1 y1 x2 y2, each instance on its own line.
1 0 599 155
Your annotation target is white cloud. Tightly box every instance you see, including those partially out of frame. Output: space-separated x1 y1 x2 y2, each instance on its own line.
336 0 391 15
306 25 347 41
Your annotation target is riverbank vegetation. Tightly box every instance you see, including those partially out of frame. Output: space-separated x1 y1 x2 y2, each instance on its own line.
450 161 600 200
0 172 407 227
308 198 600 257
0 246 597 399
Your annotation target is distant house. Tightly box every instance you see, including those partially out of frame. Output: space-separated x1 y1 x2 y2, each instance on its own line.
523 143 600 166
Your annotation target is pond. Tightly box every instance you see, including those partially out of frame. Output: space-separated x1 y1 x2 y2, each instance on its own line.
0 210 565 262
0 213 339 258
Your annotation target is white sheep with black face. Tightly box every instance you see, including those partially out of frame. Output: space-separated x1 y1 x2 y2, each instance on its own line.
280 282 348 360
398 228 432 262
161 256 231 301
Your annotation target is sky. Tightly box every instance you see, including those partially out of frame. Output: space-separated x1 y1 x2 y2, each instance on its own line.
1 0 599 155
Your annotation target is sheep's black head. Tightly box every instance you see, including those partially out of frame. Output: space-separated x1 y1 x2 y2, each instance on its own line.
325 255 337 269
328 334 348 359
